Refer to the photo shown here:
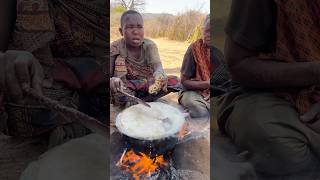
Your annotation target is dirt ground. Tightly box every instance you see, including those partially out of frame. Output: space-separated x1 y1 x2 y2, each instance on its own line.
151 38 190 77
0 134 47 180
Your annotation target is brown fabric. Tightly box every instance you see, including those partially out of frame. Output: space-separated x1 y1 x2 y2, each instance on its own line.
5 0 108 137
49 0 107 58
11 0 107 64
11 0 55 65
110 38 180 106
265 0 320 114
112 45 154 88
111 38 155 89
110 38 161 66
110 39 154 106
191 39 211 97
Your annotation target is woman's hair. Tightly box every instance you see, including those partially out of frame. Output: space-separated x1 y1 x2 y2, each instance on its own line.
202 14 210 28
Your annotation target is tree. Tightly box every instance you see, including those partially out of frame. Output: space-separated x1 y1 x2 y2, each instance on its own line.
111 5 126 14
186 25 202 43
116 0 145 11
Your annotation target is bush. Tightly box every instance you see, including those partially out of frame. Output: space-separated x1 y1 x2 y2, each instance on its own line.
111 6 126 14
145 10 206 42
186 25 202 43
110 10 207 42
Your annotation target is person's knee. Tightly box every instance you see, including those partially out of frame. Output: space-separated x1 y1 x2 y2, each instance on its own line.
179 91 195 105
188 105 209 118
179 92 208 118
181 99 208 118
253 137 317 175
232 121 316 175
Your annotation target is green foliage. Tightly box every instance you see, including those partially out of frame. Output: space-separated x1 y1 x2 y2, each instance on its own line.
186 25 202 43
111 6 126 14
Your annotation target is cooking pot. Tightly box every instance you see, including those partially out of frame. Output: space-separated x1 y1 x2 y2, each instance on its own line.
115 102 187 156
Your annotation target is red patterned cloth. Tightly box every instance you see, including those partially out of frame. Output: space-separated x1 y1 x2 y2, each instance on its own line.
191 39 211 97
265 0 320 114
113 53 179 92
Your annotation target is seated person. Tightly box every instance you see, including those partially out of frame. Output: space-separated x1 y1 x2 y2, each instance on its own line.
179 15 211 118
218 0 320 176
110 10 178 107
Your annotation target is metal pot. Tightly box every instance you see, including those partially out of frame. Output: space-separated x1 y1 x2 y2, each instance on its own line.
115 102 187 156
122 134 179 157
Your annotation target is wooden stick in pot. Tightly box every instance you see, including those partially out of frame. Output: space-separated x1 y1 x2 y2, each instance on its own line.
23 87 108 137
118 89 151 108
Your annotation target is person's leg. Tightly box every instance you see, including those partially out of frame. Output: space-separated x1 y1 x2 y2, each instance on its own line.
218 91 320 175
179 91 209 118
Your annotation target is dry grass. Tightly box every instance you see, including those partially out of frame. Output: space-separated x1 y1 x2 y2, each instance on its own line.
152 38 190 77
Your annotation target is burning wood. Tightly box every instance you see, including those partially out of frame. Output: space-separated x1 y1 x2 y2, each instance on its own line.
116 149 168 180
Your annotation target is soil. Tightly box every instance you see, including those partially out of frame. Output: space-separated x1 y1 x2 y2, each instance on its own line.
0 134 47 180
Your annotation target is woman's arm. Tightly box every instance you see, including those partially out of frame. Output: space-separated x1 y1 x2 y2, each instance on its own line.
153 62 166 77
225 36 320 89
181 74 210 91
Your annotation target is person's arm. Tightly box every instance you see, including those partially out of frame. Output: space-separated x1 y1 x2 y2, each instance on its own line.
153 62 165 77
0 51 44 103
146 40 166 78
109 42 124 92
181 74 210 90
0 0 16 52
180 44 210 91
110 55 116 77
225 36 320 89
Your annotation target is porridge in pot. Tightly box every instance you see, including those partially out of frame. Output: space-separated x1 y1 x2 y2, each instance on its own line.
116 102 185 140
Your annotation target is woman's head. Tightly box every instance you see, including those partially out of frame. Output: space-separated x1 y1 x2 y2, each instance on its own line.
119 10 144 48
202 14 210 46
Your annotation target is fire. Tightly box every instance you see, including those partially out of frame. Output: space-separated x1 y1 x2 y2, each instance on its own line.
117 149 167 180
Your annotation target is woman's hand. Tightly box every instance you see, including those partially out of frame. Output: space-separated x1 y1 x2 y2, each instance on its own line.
110 77 124 93
0 50 44 103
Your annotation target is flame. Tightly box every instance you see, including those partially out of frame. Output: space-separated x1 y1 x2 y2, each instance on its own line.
117 149 167 180
177 122 189 140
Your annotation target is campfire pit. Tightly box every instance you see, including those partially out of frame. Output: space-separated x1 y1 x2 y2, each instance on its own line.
112 121 189 179
110 102 210 180
110 118 210 180
110 132 181 180
116 149 168 180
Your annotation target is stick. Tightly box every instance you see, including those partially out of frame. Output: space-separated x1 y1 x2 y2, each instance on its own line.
118 89 151 108
23 87 108 137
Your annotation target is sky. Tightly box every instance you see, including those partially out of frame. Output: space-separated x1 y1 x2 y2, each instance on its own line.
111 0 210 15
144 0 209 15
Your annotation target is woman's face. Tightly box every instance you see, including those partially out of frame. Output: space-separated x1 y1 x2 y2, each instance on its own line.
120 14 144 48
